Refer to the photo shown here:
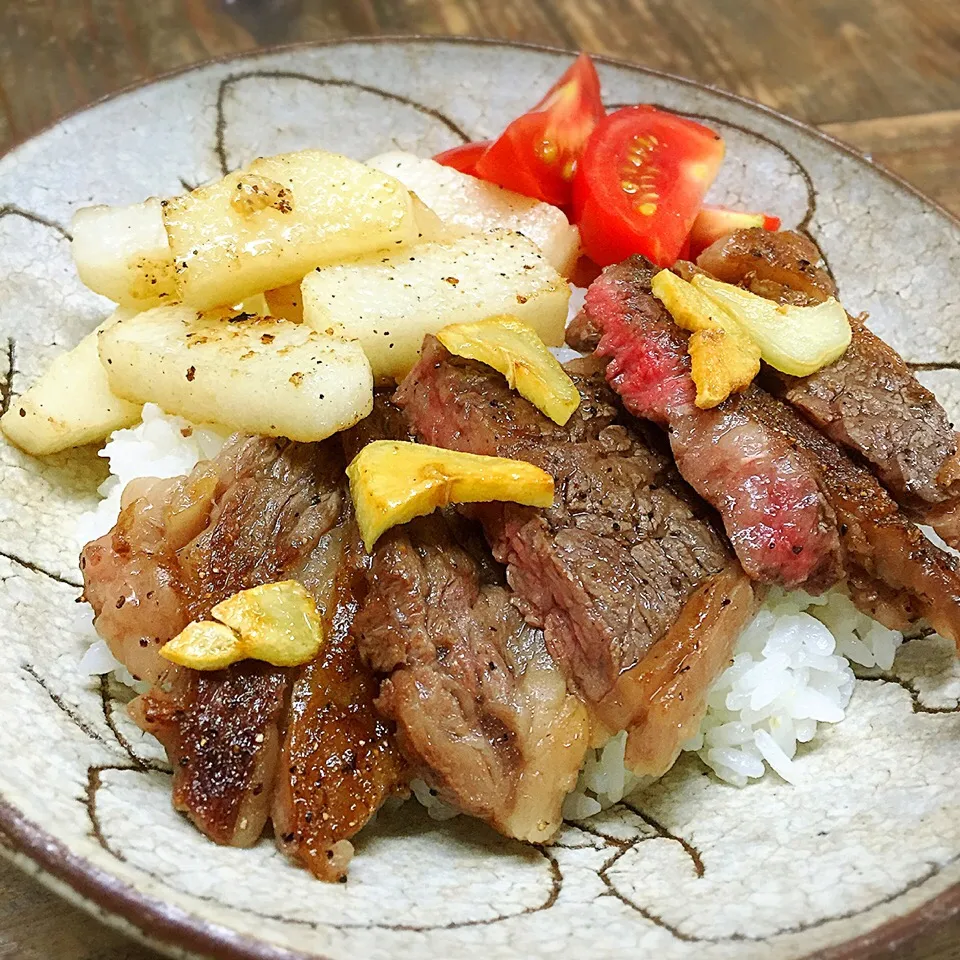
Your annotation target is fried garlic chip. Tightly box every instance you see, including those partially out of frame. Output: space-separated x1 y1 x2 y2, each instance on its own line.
437 315 580 425
652 269 761 408
347 440 554 551
690 274 851 377
161 580 324 671
160 621 242 671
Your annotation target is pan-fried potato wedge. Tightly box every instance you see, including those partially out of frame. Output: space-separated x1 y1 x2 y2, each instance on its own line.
1 309 141 455
437 316 580 425
71 199 178 308
652 269 760 409
367 151 580 275
161 150 421 310
301 230 570 380
347 440 555 551
99 305 372 441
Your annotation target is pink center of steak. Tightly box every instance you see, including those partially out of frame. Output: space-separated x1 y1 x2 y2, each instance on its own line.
575 255 842 592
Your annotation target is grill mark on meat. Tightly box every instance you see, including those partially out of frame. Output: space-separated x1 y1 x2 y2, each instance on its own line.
741 388 960 645
272 522 407 882
133 662 288 847
396 338 733 706
701 228 960 545
567 255 842 592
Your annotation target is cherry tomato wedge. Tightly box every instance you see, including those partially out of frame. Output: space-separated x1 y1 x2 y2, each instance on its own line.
687 205 781 259
572 106 725 267
433 140 492 176
472 53 605 207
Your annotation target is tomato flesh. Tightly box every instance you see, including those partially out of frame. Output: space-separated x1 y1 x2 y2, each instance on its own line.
473 53 605 207
687 205 781 259
433 140 492 176
572 106 725 267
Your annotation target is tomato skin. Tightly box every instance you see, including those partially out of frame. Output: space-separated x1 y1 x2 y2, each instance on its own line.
433 141 492 176
687 205 781 259
473 53 605 207
572 106 725 267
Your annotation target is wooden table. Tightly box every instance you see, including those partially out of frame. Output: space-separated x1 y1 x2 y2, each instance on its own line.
1 2 958 958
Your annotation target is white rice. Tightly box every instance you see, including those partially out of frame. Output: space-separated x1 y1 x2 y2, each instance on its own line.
75 404 228 681
564 587 908 812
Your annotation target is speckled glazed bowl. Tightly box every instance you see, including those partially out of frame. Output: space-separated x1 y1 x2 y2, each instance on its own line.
1 37 959 960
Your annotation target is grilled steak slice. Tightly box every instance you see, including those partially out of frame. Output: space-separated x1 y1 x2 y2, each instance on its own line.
355 511 587 841
696 227 836 304
595 565 757 777
741 388 960 644
566 255 842 592
772 317 960 511
346 392 587 839
85 436 381 849
82 436 344 683
396 337 735 705
133 662 288 847
701 229 960 538
272 523 406 881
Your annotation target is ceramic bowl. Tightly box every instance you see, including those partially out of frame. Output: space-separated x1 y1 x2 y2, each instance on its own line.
1 37 959 960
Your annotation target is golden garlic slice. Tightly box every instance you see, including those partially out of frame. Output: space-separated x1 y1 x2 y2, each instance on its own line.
346 440 555 551
652 269 760 408
691 273 851 377
160 580 324 671
160 621 244 671
210 581 324 667
437 315 580 425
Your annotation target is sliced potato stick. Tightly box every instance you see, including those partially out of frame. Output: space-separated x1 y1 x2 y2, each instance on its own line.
302 230 570 380
161 150 420 310
99 305 372 441
71 199 178 308
367 151 580 275
1 310 141 455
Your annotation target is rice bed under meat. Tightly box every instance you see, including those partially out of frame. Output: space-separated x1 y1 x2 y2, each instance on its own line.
75 406 917 823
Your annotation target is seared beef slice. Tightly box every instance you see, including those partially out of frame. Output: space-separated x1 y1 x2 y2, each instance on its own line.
272 525 406 881
84 437 405 861
567 255 842 591
396 338 750 708
701 228 960 542
355 511 587 842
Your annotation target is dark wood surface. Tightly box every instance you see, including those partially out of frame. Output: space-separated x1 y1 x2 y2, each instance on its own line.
1 2 959 959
